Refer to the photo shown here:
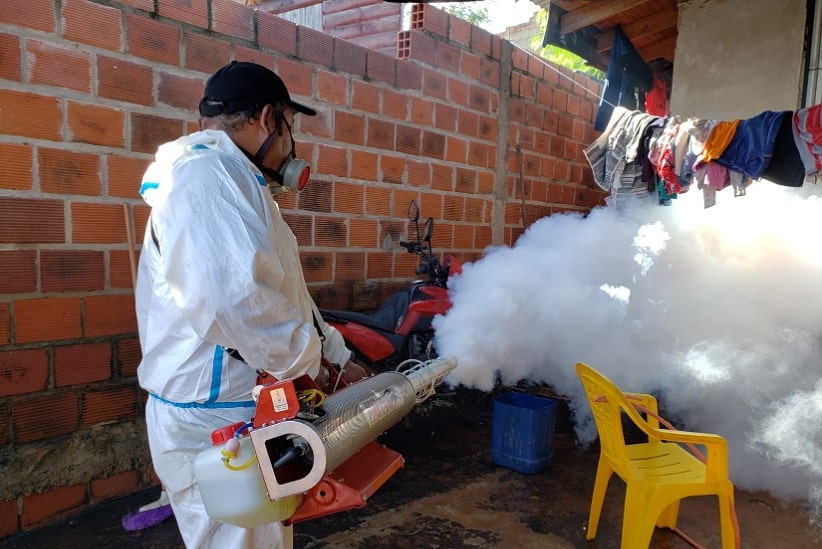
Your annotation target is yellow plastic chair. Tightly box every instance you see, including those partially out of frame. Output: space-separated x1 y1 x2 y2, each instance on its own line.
575 362 738 548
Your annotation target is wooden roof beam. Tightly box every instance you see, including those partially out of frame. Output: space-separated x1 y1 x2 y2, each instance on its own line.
638 35 677 62
596 8 678 52
560 0 652 36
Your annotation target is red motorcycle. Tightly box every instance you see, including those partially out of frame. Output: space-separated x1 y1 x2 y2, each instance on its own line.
320 201 462 373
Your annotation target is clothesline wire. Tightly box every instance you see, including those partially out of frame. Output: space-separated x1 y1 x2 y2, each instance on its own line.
540 61 619 110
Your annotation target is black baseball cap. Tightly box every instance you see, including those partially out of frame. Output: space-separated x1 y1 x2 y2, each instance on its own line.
199 61 316 117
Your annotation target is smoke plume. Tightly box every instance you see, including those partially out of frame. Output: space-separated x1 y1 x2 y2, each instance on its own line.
434 182 822 511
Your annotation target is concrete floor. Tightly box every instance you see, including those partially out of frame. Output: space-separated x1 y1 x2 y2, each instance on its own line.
2 399 822 548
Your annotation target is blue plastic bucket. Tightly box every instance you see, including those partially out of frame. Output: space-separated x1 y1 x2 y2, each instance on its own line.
491 392 557 475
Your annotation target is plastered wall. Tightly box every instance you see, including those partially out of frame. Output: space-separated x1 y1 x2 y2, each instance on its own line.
671 0 807 119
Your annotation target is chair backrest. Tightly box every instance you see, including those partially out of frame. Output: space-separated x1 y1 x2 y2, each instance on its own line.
576 362 649 481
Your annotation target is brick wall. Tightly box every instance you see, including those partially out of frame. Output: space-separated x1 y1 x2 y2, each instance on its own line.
0 0 604 537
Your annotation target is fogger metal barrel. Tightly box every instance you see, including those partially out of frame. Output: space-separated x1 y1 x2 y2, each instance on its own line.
250 355 457 500
316 355 456 471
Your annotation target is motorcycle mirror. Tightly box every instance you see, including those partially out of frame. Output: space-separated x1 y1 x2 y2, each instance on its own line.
423 216 434 243
408 200 420 222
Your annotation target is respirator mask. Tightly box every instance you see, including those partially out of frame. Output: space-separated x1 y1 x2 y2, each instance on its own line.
253 116 311 195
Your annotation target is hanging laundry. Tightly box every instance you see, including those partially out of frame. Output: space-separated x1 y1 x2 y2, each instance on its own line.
761 112 805 187
594 26 653 132
715 110 786 180
700 120 741 163
791 104 822 175
645 73 670 117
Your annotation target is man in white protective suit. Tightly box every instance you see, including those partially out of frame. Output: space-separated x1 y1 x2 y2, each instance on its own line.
135 61 365 548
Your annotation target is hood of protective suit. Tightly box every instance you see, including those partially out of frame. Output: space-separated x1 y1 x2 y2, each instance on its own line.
139 130 259 209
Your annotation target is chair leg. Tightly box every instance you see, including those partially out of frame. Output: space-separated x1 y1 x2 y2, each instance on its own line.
718 490 737 549
586 457 613 540
621 486 657 549
655 499 681 529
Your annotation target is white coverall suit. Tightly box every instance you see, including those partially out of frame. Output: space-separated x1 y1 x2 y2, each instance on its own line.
135 129 350 548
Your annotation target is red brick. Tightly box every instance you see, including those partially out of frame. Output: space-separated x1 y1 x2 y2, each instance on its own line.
297 25 333 67
382 88 407 121
448 77 469 107
108 155 149 199
334 182 364 216
366 49 395 86
318 70 348 106
84 294 137 337
0 89 61 140
157 0 208 29
66 102 125 147
449 13 471 46
38 148 101 196
0 303 8 346
158 71 203 112
131 113 185 155
83 386 137 425
351 81 380 114
22 484 86 529
335 252 365 281
0 198 64 244
0 33 20 81
381 155 405 184
14 297 82 344
98 56 154 106
365 186 391 217
0 349 48 397
211 0 254 41
54 342 111 387
0 499 16 538
423 68 446 101
396 125 421 155
315 217 347 248
367 251 393 278
300 251 333 283
422 131 446 160
333 38 366 76
335 112 365 146
282 212 312 247
110 250 137 290
0 250 36 293
277 57 314 103
316 145 348 177
350 150 377 182
349 218 378 248
432 163 455 191
26 40 91 93
41 249 104 293
183 31 231 75
117 338 142 378
63 0 122 52
396 58 422 91
0 0 55 32
70 202 124 244
125 13 180 67
258 11 297 57
14 393 80 444
91 470 140 502
367 119 395 150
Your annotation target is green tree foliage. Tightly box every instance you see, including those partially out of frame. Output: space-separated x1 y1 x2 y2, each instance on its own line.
530 8 604 80
443 3 490 26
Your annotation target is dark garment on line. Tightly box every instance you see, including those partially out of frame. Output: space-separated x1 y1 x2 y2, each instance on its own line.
715 110 786 180
761 111 805 187
594 26 653 132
